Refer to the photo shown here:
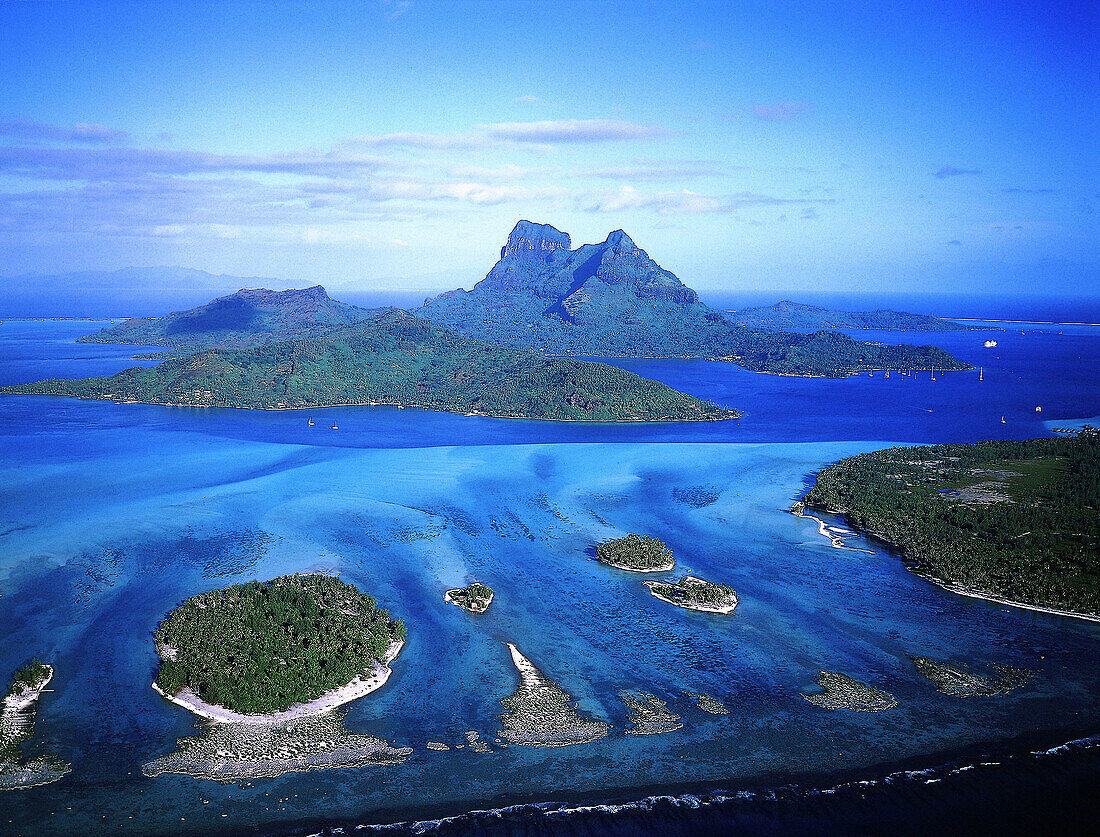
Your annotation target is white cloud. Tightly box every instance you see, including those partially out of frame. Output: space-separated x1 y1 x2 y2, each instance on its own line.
484 119 673 143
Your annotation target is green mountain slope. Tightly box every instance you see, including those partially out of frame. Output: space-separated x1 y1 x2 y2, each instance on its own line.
77 285 378 352
416 222 970 377
4 310 735 422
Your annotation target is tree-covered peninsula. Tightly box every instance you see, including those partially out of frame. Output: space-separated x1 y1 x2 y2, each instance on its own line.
2 310 736 422
154 574 406 715
802 434 1100 617
596 534 676 572
417 222 970 377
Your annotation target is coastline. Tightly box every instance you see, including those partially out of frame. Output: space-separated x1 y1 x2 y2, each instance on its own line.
152 639 404 724
800 504 1100 624
600 557 675 573
0 391 737 424
444 588 494 613
2 667 53 715
643 578 737 614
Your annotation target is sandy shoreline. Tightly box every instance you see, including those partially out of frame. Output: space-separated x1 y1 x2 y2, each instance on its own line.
152 639 404 724
601 558 676 573
798 504 1100 624
2 667 53 715
924 578 1100 624
644 577 738 614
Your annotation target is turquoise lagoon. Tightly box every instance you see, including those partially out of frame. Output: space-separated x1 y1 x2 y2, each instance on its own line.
1 319 1099 835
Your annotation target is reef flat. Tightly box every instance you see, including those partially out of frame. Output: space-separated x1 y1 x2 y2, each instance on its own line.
621 692 684 735
687 692 729 714
141 711 411 782
498 643 610 747
913 657 1034 697
0 663 71 791
801 672 898 712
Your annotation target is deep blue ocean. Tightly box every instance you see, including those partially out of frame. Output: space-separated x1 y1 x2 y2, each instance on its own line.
1 301 1099 837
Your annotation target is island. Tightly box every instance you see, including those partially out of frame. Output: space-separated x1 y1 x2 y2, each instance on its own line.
725 299 974 332
643 575 738 613
2 308 736 423
152 574 406 721
802 434 1100 619
416 221 970 377
444 582 494 613
1 660 71 790
595 533 676 572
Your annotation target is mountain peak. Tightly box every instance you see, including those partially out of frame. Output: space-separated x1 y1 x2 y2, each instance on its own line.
234 285 330 303
502 221 571 259
603 229 636 250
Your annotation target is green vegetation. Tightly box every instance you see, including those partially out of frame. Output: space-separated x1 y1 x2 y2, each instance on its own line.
803 435 1100 616
596 533 675 571
5 310 735 422
154 574 405 715
644 576 739 612
78 286 378 353
726 300 973 332
5 660 50 698
445 582 494 613
711 329 967 377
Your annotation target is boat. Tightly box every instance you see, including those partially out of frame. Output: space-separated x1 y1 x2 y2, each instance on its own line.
307 417 314 426
331 421 339 429
885 370 890 378
930 366 936 381
1001 416 1006 424
984 339 998 348
979 367 983 381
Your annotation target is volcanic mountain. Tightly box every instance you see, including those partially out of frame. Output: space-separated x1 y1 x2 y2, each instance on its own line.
416 222 968 376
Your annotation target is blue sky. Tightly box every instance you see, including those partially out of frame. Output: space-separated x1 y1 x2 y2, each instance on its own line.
0 0 1096 295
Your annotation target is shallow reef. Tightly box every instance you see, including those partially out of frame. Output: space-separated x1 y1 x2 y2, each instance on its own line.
141 711 411 782
912 657 1034 698
801 671 898 712
621 692 684 735
498 643 610 747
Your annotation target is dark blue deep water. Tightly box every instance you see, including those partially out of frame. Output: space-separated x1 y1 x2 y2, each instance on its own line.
1 313 1098 837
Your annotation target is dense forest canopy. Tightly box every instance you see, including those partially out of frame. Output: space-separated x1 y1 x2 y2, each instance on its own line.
596 534 675 570
803 434 1100 616
5 661 50 698
154 574 405 715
